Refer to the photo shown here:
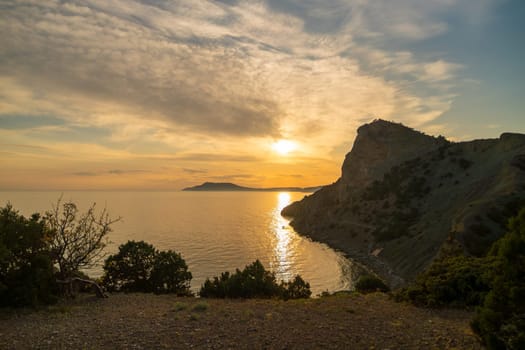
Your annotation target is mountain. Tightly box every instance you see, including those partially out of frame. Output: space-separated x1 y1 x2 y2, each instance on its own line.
282 119 525 287
183 182 321 192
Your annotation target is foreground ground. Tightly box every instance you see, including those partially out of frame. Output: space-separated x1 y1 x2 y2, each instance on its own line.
0 293 482 349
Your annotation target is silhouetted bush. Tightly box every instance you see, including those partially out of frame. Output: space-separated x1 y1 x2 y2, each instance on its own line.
0 204 58 307
150 250 192 294
199 260 311 300
355 274 389 294
279 275 312 300
471 208 525 349
102 240 192 295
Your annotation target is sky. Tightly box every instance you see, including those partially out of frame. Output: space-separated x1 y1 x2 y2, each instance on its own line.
0 0 524 190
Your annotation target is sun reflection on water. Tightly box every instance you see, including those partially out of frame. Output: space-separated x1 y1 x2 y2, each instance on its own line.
271 192 297 280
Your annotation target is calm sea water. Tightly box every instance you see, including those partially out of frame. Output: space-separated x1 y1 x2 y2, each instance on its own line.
0 191 359 295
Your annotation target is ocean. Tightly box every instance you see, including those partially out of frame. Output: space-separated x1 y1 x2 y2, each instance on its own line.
0 191 359 295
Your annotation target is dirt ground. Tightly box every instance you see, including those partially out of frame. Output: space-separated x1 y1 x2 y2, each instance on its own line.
0 292 483 349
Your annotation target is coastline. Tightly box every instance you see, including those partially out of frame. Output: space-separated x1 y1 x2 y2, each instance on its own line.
292 228 406 289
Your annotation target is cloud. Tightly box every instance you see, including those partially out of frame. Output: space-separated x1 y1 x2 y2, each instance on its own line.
209 173 262 182
0 115 64 130
0 0 504 191
72 169 148 176
107 169 147 175
174 153 261 162
72 171 98 177
0 0 477 143
1 0 282 137
182 168 208 174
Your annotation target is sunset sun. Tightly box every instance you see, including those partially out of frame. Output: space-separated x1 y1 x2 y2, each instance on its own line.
272 140 297 155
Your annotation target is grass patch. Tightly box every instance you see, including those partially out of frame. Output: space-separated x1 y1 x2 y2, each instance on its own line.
46 305 72 314
173 301 188 312
191 302 209 312
243 308 255 319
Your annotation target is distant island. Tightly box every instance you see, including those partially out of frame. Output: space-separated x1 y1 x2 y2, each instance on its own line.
183 182 322 192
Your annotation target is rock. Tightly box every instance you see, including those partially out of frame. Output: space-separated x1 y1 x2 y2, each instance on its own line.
283 119 525 286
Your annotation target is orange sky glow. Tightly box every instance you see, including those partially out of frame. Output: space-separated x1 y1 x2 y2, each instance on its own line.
0 1 523 190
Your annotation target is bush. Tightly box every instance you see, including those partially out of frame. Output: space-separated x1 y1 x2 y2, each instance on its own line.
355 274 389 294
102 241 156 292
471 208 525 349
102 240 192 295
0 204 58 307
280 275 312 300
199 260 311 300
396 256 494 308
150 250 192 294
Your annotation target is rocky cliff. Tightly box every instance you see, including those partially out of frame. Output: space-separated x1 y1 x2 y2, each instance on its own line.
282 120 525 287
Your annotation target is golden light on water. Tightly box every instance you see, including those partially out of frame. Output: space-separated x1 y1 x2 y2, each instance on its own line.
271 192 296 279
277 192 291 206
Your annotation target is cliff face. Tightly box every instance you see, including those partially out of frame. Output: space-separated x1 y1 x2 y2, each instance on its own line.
282 120 525 287
340 120 447 186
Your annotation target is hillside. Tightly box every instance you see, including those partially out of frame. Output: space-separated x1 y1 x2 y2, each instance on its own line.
282 119 525 287
0 293 481 349
183 182 320 192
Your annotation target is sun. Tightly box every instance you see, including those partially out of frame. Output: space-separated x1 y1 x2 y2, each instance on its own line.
272 140 297 155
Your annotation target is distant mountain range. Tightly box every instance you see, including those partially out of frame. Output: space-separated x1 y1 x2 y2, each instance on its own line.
183 182 322 193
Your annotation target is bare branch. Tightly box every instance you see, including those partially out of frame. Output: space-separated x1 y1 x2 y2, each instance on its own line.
44 199 121 278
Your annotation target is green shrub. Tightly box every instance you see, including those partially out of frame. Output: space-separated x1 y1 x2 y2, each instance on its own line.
150 250 192 294
0 204 58 307
102 240 157 292
354 274 389 294
471 208 525 349
279 275 312 300
102 240 192 295
192 302 209 312
173 301 187 311
199 260 311 300
396 256 494 308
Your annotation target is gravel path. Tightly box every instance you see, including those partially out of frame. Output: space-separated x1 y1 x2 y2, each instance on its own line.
0 293 483 349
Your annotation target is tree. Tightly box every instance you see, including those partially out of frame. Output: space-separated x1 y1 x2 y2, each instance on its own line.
102 240 192 295
150 250 192 295
0 204 57 307
44 198 120 280
102 241 156 292
472 207 525 349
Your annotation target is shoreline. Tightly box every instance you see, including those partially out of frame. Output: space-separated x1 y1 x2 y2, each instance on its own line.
290 229 406 289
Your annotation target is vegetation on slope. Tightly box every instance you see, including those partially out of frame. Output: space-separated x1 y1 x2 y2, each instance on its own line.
396 207 525 349
471 207 525 349
284 120 525 286
354 274 390 294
